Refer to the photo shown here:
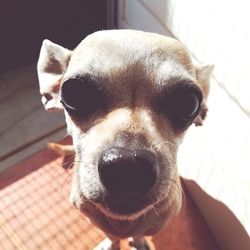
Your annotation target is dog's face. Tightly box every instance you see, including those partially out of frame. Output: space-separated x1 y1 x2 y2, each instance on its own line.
37 30 212 221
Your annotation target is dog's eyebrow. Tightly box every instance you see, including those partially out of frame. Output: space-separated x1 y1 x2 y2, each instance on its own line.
63 74 102 86
157 76 200 94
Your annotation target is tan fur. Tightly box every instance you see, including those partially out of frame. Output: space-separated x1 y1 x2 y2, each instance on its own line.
37 30 213 250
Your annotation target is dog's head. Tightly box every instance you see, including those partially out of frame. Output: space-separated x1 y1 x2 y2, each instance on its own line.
37 30 213 220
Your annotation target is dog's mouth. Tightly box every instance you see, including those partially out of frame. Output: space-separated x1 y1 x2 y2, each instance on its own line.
104 197 148 215
106 202 143 215
90 192 172 221
93 193 155 218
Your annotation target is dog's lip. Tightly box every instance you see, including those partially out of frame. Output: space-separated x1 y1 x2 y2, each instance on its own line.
87 192 172 221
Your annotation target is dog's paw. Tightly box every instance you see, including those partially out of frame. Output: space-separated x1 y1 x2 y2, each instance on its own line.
128 237 154 250
93 238 120 250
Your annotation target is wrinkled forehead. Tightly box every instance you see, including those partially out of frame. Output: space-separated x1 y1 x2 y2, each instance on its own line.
64 30 196 87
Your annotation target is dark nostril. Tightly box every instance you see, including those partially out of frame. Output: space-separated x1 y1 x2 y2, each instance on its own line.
98 147 158 196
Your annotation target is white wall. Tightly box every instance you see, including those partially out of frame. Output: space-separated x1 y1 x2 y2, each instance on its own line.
117 1 250 249
141 0 250 113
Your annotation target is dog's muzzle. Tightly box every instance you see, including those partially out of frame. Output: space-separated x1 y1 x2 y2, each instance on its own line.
98 147 159 214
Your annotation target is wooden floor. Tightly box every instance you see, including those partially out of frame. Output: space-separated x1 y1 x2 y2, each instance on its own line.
0 65 66 171
0 139 220 250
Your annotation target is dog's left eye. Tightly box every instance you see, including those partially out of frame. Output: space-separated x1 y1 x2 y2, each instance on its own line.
61 77 106 118
171 91 201 120
155 85 202 127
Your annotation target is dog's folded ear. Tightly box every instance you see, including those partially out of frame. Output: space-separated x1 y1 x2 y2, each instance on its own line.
194 64 214 126
37 40 72 111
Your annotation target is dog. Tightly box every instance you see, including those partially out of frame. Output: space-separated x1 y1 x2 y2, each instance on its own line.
37 29 213 250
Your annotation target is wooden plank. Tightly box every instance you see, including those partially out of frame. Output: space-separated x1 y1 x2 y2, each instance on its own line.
0 107 65 160
0 64 65 170
0 64 37 102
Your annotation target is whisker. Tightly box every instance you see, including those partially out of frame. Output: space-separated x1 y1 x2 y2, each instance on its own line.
180 183 187 209
151 140 176 151
62 155 76 168
74 191 85 205
105 213 113 227
152 205 159 217
61 170 77 193
51 155 75 180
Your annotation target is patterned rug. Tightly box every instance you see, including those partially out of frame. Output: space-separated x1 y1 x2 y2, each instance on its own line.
0 139 219 250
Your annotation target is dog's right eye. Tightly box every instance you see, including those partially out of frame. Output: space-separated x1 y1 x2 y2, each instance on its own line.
61 77 106 118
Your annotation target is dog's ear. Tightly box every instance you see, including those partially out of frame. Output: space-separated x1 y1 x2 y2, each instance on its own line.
37 39 72 111
194 64 214 126
195 64 214 100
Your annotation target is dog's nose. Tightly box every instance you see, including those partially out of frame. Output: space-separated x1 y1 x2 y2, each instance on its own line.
98 147 158 196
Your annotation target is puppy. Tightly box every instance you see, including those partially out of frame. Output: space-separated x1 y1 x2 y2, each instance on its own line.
37 30 213 250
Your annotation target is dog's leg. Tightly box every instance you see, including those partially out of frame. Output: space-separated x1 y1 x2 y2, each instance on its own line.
93 237 120 250
128 237 153 250
47 142 75 155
